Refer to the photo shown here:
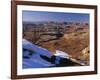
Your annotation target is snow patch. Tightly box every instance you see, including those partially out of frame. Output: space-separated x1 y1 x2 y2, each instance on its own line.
54 50 70 59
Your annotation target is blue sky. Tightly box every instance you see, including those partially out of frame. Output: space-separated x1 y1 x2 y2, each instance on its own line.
22 10 89 23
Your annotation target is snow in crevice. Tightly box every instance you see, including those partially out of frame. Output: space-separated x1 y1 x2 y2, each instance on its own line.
54 50 70 59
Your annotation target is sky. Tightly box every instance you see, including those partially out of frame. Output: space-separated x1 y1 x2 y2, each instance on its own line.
22 10 89 23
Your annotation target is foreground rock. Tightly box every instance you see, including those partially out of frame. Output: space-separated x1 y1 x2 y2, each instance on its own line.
23 39 83 69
